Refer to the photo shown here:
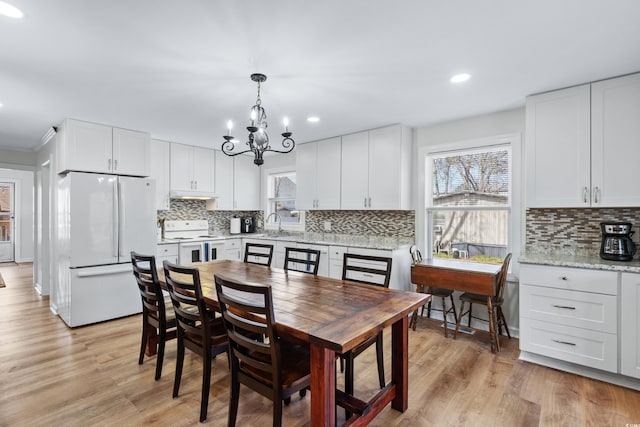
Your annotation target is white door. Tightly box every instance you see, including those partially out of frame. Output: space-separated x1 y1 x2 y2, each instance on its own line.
0 182 15 262
112 127 150 177
69 173 119 267
118 177 156 261
315 137 342 210
295 142 317 210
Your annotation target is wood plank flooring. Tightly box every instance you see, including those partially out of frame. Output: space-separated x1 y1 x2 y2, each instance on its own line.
1 263 639 426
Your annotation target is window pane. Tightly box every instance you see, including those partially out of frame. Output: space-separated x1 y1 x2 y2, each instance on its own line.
271 173 296 199
432 209 508 263
432 149 509 207
271 200 299 223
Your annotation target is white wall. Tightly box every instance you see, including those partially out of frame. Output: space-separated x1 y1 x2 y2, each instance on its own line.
0 168 35 262
413 107 525 334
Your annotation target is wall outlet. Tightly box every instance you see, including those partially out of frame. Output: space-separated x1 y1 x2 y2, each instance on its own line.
323 221 332 232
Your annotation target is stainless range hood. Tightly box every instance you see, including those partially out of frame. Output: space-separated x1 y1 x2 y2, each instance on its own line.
169 190 218 200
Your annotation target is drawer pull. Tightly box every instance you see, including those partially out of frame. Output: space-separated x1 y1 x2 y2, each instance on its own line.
560 276 568 281
552 339 576 346
552 305 576 310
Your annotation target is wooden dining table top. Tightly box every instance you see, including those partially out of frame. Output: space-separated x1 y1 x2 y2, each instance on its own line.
160 259 429 354
411 258 502 296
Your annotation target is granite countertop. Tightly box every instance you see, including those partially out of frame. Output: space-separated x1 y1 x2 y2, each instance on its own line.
157 233 412 251
519 252 640 273
240 233 412 251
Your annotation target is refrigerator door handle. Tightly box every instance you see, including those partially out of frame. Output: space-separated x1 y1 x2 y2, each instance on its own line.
117 180 125 257
113 179 119 258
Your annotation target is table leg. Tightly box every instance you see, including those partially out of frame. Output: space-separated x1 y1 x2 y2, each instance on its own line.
145 327 158 356
310 344 336 427
486 297 499 353
391 315 409 412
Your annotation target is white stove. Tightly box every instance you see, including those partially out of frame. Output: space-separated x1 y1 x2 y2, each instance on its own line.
164 220 225 264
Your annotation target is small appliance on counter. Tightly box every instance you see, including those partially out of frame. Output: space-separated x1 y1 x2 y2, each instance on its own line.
241 216 256 233
230 217 241 234
600 222 637 261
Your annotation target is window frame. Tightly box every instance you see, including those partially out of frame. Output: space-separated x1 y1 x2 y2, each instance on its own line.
263 166 305 232
417 133 522 274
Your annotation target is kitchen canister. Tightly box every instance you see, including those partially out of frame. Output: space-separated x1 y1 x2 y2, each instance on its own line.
230 217 241 234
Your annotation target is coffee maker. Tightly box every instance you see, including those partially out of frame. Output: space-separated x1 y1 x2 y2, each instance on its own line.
600 222 637 261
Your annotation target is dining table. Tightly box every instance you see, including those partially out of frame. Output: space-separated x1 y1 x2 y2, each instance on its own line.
156 259 429 427
410 258 502 352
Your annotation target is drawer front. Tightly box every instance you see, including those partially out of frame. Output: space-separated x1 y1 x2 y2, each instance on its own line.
520 318 617 373
329 245 347 261
347 247 392 258
521 284 617 333
520 264 618 295
224 238 240 250
156 243 178 257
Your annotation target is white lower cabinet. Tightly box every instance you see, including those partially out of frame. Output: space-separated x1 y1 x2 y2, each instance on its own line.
520 264 618 373
223 238 242 261
621 272 640 378
329 246 347 279
156 243 178 266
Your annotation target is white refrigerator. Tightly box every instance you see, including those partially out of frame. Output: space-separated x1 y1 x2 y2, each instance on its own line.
57 172 156 327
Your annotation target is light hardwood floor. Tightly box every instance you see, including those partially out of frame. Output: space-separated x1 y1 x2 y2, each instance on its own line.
1 263 639 426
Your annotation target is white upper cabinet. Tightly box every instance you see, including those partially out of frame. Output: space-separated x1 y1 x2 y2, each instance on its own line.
525 85 591 207
209 153 260 211
213 151 234 210
526 72 640 208
170 143 215 194
149 139 171 210
591 73 640 207
233 155 261 210
296 137 341 210
57 118 150 176
340 124 412 210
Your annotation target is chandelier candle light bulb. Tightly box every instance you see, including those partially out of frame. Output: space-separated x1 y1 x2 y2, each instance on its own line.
221 73 295 166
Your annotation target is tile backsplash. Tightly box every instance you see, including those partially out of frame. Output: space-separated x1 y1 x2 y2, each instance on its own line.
525 207 640 256
157 200 415 241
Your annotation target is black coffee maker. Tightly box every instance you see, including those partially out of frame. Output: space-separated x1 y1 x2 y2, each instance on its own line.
600 222 637 261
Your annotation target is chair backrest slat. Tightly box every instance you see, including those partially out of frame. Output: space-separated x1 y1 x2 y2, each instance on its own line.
284 247 321 275
342 253 393 288
495 253 512 300
244 243 274 267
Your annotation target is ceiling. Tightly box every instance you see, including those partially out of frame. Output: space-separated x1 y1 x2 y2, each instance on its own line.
1 0 640 152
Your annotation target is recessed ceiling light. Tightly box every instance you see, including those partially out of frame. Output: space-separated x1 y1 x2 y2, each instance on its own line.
307 116 320 123
450 73 471 83
0 1 24 18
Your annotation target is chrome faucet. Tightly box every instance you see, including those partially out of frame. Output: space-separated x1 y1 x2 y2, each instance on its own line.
265 212 281 234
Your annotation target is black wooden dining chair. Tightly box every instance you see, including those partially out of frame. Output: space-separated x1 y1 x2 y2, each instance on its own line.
243 243 274 267
163 261 228 423
283 247 321 275
131 251 176 380
409 245 458 336
454 253 513 350
214 273 311 427
340 253 392 413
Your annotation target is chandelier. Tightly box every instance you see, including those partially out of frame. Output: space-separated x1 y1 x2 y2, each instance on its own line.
221 73 295 166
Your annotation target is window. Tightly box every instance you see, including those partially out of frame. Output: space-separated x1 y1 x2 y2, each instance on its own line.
265 170 304 230
426 144 511 264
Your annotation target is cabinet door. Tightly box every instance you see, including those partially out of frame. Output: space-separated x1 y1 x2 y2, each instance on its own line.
149 139 171 210
368 126 403 209
621 273 640 378
192 146 215 192
340 131 369 209
112 127 150 177
315 137 341 210
295 142 318 210
234 155 261 210
525 85 591 207
170 143 193 191
63 119 113 174
591 73 640 207
214 151 234 210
